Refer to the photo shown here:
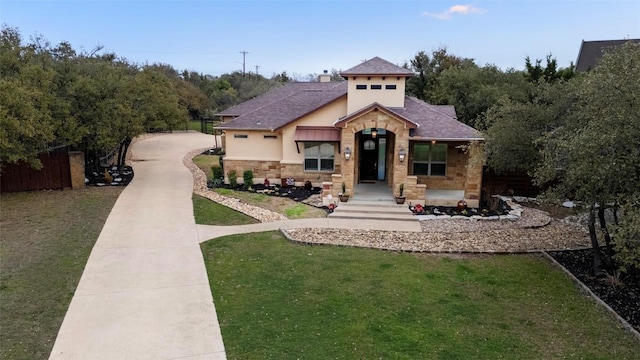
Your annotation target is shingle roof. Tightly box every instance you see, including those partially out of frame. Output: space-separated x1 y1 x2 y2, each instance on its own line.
340 56 413 77
575 39 640 72
335 98 483 141
216 82 347 130
216 69 482 141
396 97 483 140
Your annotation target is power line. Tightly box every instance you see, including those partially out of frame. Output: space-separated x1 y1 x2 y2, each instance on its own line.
239 50 249 77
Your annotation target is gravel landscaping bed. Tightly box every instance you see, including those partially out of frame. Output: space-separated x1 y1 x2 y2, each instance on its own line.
184 148 590 252
284 220 590 252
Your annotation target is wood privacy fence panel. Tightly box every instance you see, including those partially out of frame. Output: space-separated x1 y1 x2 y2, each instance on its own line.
481 168 540 197
1 153 72 193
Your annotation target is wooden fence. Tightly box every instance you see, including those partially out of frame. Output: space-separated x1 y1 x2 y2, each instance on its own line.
482 168 540 197
1 153 72 193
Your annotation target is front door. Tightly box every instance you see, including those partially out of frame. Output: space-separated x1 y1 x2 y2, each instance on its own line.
359 135 378 181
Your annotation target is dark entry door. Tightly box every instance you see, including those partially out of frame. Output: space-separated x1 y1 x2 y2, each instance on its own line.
360 136 378 181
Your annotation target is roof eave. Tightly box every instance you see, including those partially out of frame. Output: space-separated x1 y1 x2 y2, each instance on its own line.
409 137 485 142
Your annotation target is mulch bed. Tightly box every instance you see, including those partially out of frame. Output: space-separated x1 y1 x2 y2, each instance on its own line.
410 198 512 217
212 182 323 202
86 165 134 186
548 248 640 332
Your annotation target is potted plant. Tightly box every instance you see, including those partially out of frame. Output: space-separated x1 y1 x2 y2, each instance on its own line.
339 182 350 202
395 183 406 204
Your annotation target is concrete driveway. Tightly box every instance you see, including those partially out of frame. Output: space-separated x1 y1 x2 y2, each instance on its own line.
49 133 226 360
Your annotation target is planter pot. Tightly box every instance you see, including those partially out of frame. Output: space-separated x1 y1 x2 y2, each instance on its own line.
395 196 406 204
339 195 350 202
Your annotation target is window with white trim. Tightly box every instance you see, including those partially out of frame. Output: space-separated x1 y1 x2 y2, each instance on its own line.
413 143 447 176
304 143 335 171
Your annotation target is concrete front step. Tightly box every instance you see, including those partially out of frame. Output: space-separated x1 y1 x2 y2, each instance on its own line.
329 200 416 221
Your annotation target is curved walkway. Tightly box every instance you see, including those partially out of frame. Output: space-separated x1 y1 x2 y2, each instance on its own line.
50 133 226 360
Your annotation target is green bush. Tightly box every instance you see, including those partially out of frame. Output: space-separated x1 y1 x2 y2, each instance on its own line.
211 166 224 180
228 170 238 188
243 170 254 189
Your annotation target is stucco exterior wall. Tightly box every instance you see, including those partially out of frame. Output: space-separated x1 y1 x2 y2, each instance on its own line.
280 97 347 163
346 76 406 113
223 130 282 161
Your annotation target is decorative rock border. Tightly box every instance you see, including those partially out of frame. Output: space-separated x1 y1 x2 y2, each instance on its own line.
184 148 288 223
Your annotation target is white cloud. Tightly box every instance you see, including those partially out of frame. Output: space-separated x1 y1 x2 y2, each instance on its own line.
422 4 486 20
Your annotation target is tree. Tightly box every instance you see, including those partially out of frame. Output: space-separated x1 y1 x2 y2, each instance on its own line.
483 80 576 174
535 42 640 274
436 64 533 127
524 54 575 83
405 48 473 104
0 26 57 168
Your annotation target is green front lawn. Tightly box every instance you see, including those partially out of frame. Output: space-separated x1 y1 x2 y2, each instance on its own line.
193 194 258 225
0 188 123 360
202 232 640 359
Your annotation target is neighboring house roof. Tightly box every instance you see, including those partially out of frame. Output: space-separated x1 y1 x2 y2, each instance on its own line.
216 82 347 130
340 56 414 77
575 39 640 72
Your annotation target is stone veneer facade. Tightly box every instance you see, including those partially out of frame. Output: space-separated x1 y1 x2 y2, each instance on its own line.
223 158 340 186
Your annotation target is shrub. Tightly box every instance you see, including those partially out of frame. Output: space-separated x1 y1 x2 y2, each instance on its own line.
243 170 254 189
228 170 238 188
211 166 224 180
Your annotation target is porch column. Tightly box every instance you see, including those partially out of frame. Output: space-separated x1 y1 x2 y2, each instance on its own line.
340 127 356 197
391 127 409 196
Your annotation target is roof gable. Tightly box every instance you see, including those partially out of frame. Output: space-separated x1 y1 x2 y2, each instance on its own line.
217 82 347 130
576 39 640 72
340 56 413 77
334 102 418 129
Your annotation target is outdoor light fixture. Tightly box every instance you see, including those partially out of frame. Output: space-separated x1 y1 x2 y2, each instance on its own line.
344 147 352 160
398 148 406 162
371 128 378 138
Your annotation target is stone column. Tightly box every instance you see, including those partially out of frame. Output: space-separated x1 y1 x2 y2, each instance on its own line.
340 127 355 197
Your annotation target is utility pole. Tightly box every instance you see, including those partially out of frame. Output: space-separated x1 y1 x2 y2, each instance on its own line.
255 65 260 78
239 50 248 77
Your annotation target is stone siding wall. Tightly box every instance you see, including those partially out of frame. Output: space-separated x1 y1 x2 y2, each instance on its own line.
281 163 340 186
223 159 281 183
223 159 338 187
412 144 467 190
340 110 410 197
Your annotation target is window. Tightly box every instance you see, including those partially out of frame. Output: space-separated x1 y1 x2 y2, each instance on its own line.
385 84 397 90
413 143 447 176
304 143 335 171
234 134 248 139
371 84 382 90
264 135 277 139
356 84 367 90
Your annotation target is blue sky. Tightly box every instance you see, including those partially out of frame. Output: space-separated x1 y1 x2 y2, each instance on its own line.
2 0 639 78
